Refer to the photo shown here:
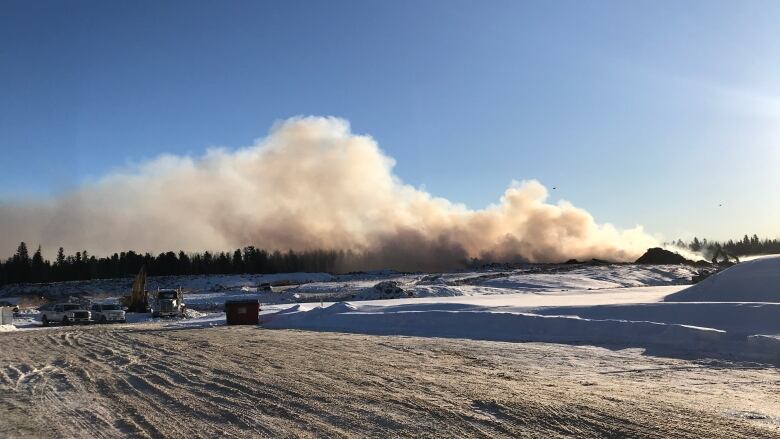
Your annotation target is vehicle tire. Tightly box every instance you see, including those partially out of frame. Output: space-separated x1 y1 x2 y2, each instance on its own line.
42 315 49 327
100 315 107 324
62 316 70 326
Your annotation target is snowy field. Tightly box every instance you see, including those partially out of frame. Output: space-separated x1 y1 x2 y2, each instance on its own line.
3 260 779 364
2 326 778 438
2 260 780 437
1 262 696 306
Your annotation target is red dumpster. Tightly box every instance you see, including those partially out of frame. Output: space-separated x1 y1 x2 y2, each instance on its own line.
225 299 260 325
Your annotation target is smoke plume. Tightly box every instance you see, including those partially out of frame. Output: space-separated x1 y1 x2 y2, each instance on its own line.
0 116 658 271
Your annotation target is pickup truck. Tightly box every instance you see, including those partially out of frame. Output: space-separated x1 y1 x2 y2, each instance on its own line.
0 301 19 315
90 303 126 323
40 303 91 326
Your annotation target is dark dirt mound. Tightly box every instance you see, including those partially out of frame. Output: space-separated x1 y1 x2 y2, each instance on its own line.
371 281 411 299
635 248 692 265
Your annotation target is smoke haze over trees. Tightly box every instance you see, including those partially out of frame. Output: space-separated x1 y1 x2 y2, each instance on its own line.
2 234 779 286
671 234 780 259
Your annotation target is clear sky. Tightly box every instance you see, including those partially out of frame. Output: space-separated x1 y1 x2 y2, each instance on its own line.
1 0 778 241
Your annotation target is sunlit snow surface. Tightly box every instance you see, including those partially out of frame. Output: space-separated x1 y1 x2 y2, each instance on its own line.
4 261 780 364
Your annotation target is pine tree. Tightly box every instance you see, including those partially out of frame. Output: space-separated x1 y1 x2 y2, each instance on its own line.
31 245 46 282
15 242 30 264
56 247 65 267
13 242 32 282
232 249 243 273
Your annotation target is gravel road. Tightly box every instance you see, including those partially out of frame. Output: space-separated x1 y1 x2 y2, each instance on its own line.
1 324 778 438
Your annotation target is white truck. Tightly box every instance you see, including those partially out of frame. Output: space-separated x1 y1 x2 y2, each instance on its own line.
152 289 186 318
90 303 126 324
40 303 91 326
0 301 19 315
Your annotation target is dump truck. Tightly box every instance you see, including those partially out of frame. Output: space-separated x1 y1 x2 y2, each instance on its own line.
152 288 186 318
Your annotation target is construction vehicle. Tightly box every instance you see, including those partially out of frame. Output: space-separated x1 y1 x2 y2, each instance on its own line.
152 288 186 318
711 247 740 266
122 266 151 313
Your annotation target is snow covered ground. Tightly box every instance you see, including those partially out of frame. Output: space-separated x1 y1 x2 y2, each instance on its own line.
666 255 780 302
3 325 777 438
3 261 777 437
259 292 780 364
0 263 696 303
3 260 780 364
252 258 780 364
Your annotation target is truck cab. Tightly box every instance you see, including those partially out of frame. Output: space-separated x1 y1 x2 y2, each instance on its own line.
40 303 91 326
153 289 186 318
90 303 127 323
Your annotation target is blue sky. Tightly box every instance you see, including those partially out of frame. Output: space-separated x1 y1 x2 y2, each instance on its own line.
1 0 779 241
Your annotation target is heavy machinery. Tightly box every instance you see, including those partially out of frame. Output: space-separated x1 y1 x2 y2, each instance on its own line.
152 288 186 318
122 266 151 313
711 247 740 266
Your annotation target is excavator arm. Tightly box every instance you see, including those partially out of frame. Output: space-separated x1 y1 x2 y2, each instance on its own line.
123 266 149 312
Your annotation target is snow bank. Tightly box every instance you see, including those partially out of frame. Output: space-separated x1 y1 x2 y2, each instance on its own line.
264 302 780 364
666 256 780 302
0 324 17 332
437 264 694 293
291 265 695 302
532 302 780 335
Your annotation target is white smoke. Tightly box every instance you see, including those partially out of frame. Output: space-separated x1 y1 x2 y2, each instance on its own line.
0 116 659 271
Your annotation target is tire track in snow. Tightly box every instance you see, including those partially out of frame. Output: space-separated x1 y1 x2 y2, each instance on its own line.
1 324 778 438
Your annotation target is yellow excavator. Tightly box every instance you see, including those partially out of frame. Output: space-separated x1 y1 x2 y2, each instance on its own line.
122 266 151 313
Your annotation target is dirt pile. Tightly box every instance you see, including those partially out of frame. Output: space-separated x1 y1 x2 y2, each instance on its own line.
371 281 411 299
635 248 691 265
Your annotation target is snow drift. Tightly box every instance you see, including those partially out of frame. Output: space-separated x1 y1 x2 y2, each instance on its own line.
666 255 780 302
264 301 780 364
0 116 657 270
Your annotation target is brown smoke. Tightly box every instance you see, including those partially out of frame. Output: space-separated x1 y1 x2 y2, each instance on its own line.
0 116 658 271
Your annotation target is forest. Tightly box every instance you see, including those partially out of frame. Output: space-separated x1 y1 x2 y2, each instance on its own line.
0 244 343 285
1 234 779 286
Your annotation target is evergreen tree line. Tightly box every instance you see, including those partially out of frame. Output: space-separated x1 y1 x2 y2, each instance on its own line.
0 243 345 285
2 234 779 285
670 234 780 259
